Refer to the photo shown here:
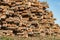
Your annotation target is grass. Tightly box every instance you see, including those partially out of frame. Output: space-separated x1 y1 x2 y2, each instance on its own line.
0 36 14 40
0 35 60 40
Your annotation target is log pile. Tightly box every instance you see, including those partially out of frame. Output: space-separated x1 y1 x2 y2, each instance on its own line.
0 0 60 37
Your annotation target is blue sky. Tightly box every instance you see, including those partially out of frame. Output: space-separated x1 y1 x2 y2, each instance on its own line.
40 0 60 25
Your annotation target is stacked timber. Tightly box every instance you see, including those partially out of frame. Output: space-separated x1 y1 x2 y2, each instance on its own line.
0 0 60 37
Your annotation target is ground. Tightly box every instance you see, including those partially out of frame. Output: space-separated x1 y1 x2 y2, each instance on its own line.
0 36 60 40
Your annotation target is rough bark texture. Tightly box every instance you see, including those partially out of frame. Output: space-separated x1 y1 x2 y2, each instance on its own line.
0 0 60 37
